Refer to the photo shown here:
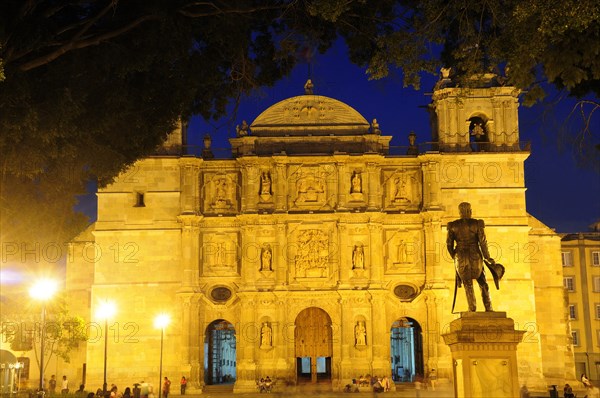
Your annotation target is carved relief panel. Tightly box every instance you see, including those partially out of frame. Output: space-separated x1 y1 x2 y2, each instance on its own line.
383 168 422 211
383 229 423 274
287 165 335 210
202 172 239 214
288 227 336 280
200 231 240 276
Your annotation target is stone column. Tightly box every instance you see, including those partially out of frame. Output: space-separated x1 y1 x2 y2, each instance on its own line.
370 293 389 376
242 163 259 213
177 215 200 289
337 162 348 209
274 162 287 211
442 312 525 398
180 163 199 214
366 162 379 210
176 294 194 386
234 293 258 392
275 223 287 285
423 160 441 210
189 298 201 389
368 223 383 285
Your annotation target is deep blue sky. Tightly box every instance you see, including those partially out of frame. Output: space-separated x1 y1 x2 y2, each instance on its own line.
186 43 599 233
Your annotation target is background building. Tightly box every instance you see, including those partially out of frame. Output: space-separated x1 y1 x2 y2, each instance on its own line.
561 232 600 382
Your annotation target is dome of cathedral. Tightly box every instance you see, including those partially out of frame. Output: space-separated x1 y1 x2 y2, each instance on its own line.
250 94 370 136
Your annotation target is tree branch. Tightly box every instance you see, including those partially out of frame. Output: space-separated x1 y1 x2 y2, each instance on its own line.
18 13 160 71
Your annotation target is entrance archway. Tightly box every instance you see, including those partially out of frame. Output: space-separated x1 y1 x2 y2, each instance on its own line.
204 319 236 385
390 317 424 383
295 307 332 384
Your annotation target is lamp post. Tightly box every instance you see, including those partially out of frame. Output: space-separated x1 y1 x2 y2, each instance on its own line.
154 314 170 398
96 301 116 398
29 279 58 397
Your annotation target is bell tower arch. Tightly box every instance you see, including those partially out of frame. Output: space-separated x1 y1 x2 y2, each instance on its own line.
430 72 521 152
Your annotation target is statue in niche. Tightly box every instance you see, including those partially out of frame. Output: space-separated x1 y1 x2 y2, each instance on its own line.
355 321 367 346
260 171 272 198
260 322 272 348
469 117 489 151
392 174 414 204
352 244 365 269
211 177 233 210
396 239 411 264
350 171 362 194
236 120 249 137
261 244 272 271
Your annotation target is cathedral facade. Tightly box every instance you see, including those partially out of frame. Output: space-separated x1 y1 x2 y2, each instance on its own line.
66 75 575 393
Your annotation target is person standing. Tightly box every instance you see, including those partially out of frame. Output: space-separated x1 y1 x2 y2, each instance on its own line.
179 377 186 396
162 377 171 398
49 375 57 395
428 369 437 391
446 202 495 312
61 376 69 395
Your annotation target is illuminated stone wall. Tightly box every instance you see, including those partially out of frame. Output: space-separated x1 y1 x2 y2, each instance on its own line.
66 79 574 393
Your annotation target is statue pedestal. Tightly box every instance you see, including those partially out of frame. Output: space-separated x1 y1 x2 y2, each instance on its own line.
442 312 524 398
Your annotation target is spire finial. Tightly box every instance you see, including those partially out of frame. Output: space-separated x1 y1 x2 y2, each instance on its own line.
304 79 314 95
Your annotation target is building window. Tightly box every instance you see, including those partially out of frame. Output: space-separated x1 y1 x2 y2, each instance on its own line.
134 192 145 207
594 276 600 293
596 304 600 319
572 330 579 346
569 304 577 320
597 330 600 347
562 251 573 267
592 251 600 266
564 277 575 292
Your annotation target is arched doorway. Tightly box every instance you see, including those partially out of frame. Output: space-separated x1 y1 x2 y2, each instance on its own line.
390 317 424 383
295 307 332 384
204 319 236 385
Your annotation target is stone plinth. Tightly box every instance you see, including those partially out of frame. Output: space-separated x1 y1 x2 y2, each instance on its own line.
442 312 525 398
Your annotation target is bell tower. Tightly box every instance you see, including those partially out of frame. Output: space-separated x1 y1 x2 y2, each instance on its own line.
430 71 521 152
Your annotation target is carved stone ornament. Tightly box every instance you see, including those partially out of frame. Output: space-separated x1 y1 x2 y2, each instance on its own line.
210 286 232 302
393 284 418 301
295 229 329 277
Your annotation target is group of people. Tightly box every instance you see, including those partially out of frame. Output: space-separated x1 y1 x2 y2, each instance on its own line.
48 376 188 398
45 375 70 395
564 374 596 398
256 376 273 393
344 375 390 393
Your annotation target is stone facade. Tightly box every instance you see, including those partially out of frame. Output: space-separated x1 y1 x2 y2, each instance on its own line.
65 76 575 393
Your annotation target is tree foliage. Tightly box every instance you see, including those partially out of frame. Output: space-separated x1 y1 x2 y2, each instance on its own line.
0 0 598 248
0 293 88 369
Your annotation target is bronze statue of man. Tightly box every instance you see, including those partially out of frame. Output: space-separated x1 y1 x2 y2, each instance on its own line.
446 202 495 312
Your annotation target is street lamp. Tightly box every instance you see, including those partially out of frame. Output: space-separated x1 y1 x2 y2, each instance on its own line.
154 314 170 398
96 301 116 398
29 279 58 397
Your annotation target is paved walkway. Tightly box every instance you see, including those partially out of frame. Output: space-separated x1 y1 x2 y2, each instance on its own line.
182 384 559 397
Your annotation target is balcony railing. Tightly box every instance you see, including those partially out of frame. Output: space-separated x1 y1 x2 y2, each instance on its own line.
154 141 531 159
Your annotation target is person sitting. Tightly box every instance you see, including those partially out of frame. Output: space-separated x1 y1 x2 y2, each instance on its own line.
264 376 273 392
564 383 575 398
373 378 384 393
581 373 593 389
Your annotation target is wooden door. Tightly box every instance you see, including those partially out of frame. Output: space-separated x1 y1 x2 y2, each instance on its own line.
295 307 332 383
